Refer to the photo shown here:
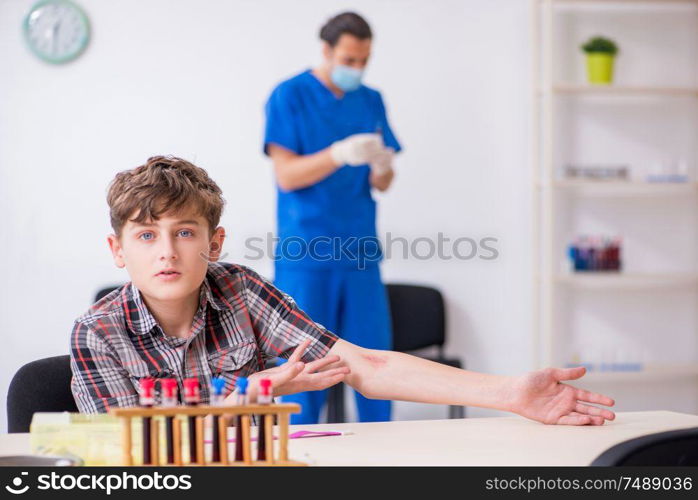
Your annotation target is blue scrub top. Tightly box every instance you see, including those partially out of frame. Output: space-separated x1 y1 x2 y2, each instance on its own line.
263 69 402 269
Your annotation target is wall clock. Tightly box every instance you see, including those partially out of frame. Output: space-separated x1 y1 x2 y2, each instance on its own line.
23 0 90 64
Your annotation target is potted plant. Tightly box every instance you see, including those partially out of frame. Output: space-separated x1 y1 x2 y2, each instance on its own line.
581 36 619 85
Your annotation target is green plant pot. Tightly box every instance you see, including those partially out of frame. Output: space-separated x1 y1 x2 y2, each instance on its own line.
586 53 615 84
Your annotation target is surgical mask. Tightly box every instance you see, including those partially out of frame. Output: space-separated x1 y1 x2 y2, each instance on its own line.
330 64 364 92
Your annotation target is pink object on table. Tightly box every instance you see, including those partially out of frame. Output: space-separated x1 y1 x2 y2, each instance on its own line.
204 430 348 444
289 430 344 439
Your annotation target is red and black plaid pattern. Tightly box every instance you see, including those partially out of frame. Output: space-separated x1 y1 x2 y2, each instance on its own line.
70 262 337 413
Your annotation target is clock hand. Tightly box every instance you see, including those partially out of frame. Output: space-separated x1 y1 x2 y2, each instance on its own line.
50 21 60 53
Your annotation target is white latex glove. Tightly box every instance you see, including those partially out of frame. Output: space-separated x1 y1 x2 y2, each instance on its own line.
369 147 394 175
330 133 384 166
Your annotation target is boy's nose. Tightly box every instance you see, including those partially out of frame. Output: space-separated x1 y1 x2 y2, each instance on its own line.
159 250 177 261
158 239 178 261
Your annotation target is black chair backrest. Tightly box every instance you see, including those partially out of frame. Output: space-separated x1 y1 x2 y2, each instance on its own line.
387 284 446 352
95 285 121 302
7 355 78 433
591 427 698 466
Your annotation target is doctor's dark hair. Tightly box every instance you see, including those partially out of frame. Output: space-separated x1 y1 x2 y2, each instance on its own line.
319 12 372 47
107 155 225 238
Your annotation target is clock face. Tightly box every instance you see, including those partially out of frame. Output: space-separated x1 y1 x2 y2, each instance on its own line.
23 0 90 64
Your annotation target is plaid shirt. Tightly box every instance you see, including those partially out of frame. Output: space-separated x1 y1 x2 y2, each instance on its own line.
70 262 337 413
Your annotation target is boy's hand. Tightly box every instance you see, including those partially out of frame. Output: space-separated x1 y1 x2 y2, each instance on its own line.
246 339 351 402
507 366 616 425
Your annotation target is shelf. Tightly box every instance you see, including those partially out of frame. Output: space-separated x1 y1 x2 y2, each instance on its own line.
549 180 698 197
533 0 698 398
549 84 698 96
555 273 698 290
576 364 698 383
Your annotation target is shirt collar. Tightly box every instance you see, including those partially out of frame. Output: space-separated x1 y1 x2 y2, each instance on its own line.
125 275 225 336
201 276 227 311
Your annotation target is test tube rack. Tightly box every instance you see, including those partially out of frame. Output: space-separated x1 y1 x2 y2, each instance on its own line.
110 403 305 467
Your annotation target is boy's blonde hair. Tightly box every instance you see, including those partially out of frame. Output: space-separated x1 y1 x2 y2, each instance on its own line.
107 156 225 237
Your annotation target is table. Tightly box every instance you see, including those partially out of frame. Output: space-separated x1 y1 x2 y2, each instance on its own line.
1 411 696 466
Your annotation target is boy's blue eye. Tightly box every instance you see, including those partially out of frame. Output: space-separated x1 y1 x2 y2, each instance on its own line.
178 230 193 237
139 232 154 241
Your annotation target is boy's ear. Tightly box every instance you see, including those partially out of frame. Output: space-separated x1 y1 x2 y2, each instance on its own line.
107 234 126 269
208 227 226 262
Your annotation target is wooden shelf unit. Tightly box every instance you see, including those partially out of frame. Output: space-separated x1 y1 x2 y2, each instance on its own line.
531 0 698 390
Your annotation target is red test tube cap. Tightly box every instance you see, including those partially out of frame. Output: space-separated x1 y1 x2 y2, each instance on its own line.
139 377 155 406
139 377 155 396
183 378 200 402
260 378 272 396
161 378 178 398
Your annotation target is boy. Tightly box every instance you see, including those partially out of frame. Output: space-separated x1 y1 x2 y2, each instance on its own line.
70 156 615 426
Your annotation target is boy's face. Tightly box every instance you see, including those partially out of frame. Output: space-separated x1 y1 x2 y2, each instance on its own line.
107 210 226 304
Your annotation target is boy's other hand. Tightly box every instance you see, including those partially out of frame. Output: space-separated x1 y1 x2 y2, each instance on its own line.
507 366 616 425
246 339 351 401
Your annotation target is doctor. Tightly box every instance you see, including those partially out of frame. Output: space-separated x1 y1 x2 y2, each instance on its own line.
263 12 401 424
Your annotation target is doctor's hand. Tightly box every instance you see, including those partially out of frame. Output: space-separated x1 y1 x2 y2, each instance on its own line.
330 133 384 167
369 147 394 176
507 366 616 425
243 339 350 402
369 164 395 192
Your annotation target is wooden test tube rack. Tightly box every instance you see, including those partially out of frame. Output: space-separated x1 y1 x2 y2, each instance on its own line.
110 404 305 467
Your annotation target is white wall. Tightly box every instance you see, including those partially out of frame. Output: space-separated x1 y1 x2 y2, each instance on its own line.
0 0 535 431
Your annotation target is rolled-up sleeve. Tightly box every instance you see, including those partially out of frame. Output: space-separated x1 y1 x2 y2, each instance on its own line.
241 267 337 363
69 320 139 413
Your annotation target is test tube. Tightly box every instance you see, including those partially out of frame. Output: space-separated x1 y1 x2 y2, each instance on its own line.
210 377 226 463
139 378 155 465
256 378 272 461
588 237 598 271
577 236 589 271
612 236 622 271
160 378 178 464
234 377 249 462
183 378 200 464
567 242 578 273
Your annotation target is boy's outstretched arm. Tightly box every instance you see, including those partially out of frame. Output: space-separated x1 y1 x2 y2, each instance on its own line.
328 339 616 426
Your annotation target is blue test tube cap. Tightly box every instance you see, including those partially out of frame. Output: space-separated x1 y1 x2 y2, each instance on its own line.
275 357 288 366
210 376 226 396
236 376 249 395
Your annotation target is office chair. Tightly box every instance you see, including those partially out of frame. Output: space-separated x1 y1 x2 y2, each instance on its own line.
591 427 698 465
387 283 465 419
7 355 78 433
5 286 121 433
327 283 466 422
95 285 121 302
